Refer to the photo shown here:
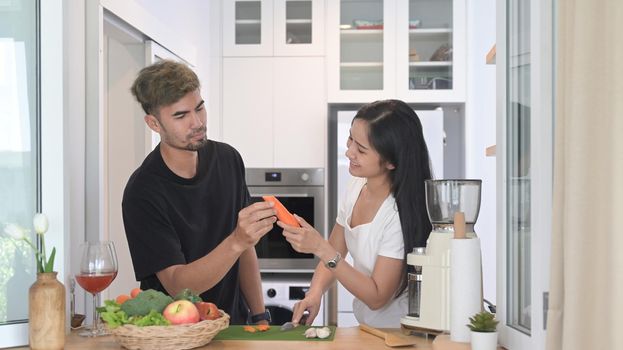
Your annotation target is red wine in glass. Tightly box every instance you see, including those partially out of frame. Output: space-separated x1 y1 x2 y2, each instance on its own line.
77 241 118 337
75 272 118 294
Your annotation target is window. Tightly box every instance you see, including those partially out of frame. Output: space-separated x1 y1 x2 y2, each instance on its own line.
0 0 40 346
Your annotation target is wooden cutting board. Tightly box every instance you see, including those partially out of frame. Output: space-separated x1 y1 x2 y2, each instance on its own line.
214 325 336 341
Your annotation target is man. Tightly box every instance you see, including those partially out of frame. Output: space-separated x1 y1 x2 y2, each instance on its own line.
122 60 276 325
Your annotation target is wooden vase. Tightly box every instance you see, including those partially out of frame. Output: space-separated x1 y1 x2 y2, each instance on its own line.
29 272 66 350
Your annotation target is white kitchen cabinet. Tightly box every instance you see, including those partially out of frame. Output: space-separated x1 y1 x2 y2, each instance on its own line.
222 57 326 168
327 0 465 103
273 57 326 167
223 0 325 57
223 58 274 167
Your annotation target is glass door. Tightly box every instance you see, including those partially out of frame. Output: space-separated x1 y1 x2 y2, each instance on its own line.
0 0 39 346
223 0 274 56
506 0 532 335
396 0 465 102
339 0 385 90
497 0 554 348
407 0 453 91
235 1 263 45
274 0 325 55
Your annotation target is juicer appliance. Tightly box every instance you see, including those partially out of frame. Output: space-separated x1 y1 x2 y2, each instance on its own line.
400 179 482 332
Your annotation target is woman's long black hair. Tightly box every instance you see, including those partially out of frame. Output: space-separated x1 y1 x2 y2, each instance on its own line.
353 99 433 297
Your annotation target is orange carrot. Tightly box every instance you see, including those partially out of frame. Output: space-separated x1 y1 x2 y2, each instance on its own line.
130 287 142 298
243 325 257 333
255 324 270 332
262 196 301 227
115 294 131 305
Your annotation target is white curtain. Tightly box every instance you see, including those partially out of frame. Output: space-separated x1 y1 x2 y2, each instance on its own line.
546 1 623 349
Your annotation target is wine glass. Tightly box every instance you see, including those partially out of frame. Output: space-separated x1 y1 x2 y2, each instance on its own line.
75 241 118 337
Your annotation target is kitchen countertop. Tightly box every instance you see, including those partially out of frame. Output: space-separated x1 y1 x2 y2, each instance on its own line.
15 327 434 349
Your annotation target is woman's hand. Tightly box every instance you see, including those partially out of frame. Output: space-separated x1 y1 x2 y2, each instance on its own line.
277 215 325 256
291 294 322 326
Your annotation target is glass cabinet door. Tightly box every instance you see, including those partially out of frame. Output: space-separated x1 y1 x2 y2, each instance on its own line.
407 0 453 90
285 0 312 44
223 0 274 56
235 1 263 45
339 0 385 90
274 0 324 55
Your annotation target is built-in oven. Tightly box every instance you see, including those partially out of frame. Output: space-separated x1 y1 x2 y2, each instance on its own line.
246 168 325 271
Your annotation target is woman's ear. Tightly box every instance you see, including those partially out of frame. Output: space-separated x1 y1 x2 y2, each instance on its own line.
144 114 160 133
386 162 396 170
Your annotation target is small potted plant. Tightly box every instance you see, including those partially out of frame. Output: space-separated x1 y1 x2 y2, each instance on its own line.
467 311 499 350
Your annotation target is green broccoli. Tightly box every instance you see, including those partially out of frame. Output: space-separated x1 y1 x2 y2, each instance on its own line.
173 288 203 304
120 289 173 317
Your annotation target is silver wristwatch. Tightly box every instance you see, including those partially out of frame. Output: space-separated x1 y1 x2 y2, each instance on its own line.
325 252 342 269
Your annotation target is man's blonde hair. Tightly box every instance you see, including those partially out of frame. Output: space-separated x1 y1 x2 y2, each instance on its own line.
131 60 200 117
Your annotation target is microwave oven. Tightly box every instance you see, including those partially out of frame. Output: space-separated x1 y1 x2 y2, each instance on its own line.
246 168 325 271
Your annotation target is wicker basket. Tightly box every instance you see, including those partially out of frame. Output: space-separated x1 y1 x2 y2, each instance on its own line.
109 311 230 350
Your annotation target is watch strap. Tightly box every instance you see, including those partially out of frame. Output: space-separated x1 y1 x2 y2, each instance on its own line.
325 252 342 269
249 309 271 324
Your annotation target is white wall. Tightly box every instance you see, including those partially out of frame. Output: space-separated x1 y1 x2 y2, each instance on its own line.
465 0 497 305
64 0 88 320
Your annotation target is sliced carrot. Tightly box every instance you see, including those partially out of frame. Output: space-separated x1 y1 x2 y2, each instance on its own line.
262 195 301 227
255 324 270 332
243 325 257 333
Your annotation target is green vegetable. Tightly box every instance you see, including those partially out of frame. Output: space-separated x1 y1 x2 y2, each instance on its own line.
131 310 170 327
98 300 171 328
98 300 129 329
174 288 203 304
120 289 173 317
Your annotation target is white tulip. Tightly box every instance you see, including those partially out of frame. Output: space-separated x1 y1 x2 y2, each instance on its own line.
4 223 27 240
33 213 49 235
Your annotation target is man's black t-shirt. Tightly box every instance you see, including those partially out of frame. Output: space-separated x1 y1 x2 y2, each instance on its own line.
122 140 250 324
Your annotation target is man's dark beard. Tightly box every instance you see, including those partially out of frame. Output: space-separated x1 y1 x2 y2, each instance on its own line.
185 126 208 151
186 137 208 151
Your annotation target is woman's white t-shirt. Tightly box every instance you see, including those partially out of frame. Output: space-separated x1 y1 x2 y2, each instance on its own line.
335 176 408 328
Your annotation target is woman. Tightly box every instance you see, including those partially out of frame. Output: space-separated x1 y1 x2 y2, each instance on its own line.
277 99 433 327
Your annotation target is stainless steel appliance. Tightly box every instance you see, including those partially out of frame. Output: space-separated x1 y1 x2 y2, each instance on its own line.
400 179 482 332
261 274 325 326
246 168 325 271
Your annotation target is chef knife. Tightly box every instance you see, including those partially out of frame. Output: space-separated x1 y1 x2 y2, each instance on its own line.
280 321 298 331
280 313 309 331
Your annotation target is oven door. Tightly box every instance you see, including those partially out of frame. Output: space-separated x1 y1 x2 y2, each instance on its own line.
249 186 324 271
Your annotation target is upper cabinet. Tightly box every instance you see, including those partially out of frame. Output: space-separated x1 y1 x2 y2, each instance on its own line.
327 0 465 103
223 0 325 57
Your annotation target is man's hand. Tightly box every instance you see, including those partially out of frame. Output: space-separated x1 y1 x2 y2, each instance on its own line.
231 201 277 252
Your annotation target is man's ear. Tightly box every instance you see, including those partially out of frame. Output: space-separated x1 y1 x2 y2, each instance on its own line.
144 114 160 133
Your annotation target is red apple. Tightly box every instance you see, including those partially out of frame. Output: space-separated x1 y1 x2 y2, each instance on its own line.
195 301 220 321
162 300 200 325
